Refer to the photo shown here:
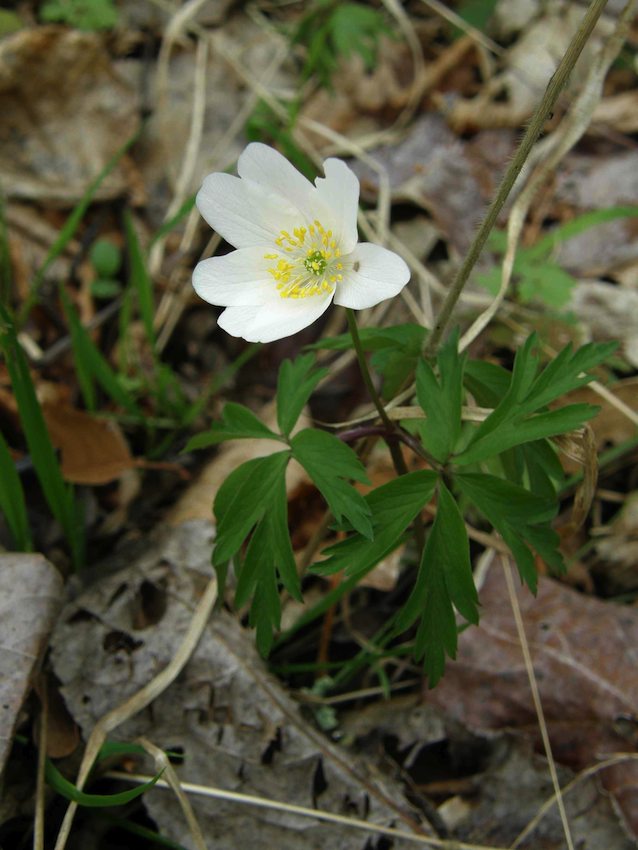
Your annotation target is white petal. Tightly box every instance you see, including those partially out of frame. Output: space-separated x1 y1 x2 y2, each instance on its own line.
193 248 281 307
314 159 360 253
218 293 333 343
196 173 302 249
238 143 317 215
333 243 410 309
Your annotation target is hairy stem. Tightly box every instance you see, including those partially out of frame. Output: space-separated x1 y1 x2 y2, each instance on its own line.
423 0 611 360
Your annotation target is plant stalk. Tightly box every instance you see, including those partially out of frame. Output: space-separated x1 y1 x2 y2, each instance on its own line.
423 0 611 360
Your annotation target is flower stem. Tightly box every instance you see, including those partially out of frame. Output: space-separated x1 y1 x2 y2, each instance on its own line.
346 309 395 436
345 310 424 554
423 0 610 360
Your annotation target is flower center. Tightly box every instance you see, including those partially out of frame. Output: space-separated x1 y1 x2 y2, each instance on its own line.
265 220 343 299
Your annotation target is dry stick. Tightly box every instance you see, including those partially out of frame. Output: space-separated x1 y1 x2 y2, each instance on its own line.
105 770 507 850
422 0 612 361
500 556 576 850
460 0 637 354
33 681 48 850
511 752 638 849
139 737 209 850
52 574 218 850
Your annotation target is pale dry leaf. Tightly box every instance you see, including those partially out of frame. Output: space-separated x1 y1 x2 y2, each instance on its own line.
0 554 63 777
50 521 430 850
0 28 139 204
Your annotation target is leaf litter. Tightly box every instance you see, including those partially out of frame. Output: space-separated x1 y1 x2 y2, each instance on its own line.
1 0 638 847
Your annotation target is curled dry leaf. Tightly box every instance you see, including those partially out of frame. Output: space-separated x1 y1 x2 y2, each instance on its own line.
50 520 429 850
427 564 638 836
42 402 136 486
0 554 63 777
0 27 139 204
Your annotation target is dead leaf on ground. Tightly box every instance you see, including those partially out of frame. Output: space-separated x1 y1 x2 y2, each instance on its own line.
446 4 613 131
567 281 638 366
50 520 431 850
42 402 136 486
0 27 140 204
563 378 638 449
427 564 638 834
0 553 63 777
348 114 514 254
593 492 638 594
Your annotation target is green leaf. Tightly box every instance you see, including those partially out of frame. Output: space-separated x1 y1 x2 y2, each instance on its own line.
315 470 438 580
233 466 301 656
455 472 563 590
0 304 83 568
455 404 599 466
0 429 32 551
124 210 156 351
291 428 372 538
45 759 162 807
213 451 290 565
276 354 328 437
309 323 426 398
184 403 284 451
59 281 140 416
396 482 478 687
415 331 464 462
456 336 615 465
464 359 511 407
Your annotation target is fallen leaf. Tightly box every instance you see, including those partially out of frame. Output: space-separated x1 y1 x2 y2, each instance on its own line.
0 553 63 777
593 492 638 594
42 402 135 485
50 520 432 849
0 27 139 204
427 563 638 834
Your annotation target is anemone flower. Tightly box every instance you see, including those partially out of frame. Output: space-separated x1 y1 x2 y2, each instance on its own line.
192 143 410 343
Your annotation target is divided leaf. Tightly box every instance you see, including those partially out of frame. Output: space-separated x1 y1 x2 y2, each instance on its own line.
455 472 563 590
395 482 478 687
455 335 615 466
277 353 328 437
308 324 427 398
415 331 464 462
315 470 438 580
213 451 290 565
185 403 283 451
291 428 373 538
214 451 301 655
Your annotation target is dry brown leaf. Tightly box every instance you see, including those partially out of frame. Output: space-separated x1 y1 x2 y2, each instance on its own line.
427 565 638 834
593 492 638 594
0 553 63 777
348 114 514 254
50 521 430 850
0 27 139 204
562 378 638 449
42 402 135 485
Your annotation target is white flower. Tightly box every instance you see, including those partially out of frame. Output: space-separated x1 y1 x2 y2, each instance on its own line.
192 143 410 343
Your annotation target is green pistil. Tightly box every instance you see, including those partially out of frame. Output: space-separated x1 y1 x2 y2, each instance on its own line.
304 250 327 276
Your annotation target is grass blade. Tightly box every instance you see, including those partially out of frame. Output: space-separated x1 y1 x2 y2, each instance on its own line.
0 304 84 568
0 428 32 550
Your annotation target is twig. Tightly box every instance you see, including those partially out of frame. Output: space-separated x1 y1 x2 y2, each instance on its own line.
104 770 509 850
423 0 613 360
53 574 218 850
500 556 575 850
